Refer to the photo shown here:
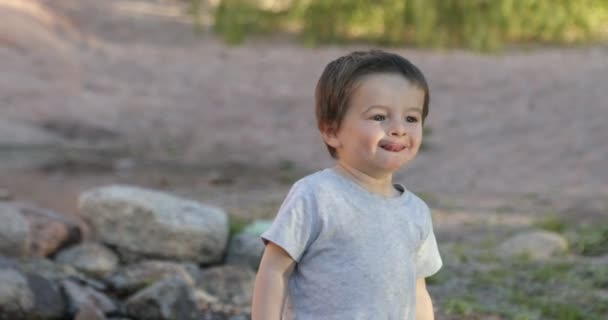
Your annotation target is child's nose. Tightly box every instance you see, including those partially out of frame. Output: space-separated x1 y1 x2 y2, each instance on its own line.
388 120 407 136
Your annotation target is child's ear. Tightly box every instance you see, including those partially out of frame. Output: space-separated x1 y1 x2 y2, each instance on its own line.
320 124 342 149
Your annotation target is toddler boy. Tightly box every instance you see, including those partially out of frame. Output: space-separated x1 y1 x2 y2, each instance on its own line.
252 50 442 320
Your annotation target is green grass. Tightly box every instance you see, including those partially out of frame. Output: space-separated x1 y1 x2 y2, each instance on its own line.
444 297 478 316
534 215 568 233
434 241 608 319
581 264 608 289
534 218 608 256
228 216 250 236
203 0 608 51
570 226 608 256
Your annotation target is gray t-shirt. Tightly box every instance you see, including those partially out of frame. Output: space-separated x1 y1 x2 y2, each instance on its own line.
261 168 442 320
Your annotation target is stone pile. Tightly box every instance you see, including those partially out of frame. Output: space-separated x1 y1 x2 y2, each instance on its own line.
0 185 270 320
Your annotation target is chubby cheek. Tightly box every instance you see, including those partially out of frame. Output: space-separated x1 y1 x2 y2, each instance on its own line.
404 130 423 156
343 124 382 150
413 131 423 147
360 129 385 152
345 137 376 157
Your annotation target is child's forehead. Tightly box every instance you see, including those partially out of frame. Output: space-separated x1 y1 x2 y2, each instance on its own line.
352 72 419 92
350 73 425 108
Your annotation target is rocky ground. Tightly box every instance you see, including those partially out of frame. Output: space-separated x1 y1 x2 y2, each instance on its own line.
1 0 607 319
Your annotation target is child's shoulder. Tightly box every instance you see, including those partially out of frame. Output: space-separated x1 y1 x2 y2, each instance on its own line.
289 168 343 195
399 190 434 227
291 167 333 186
405 190 430 210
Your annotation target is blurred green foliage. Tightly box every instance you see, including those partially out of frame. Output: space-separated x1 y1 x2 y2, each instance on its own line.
570 225 608 256
204 0 608 50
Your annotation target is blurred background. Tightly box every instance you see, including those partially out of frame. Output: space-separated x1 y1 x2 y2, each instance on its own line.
1 0 607 319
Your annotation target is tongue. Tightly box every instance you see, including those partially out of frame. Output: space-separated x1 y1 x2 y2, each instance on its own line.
383 144 400 151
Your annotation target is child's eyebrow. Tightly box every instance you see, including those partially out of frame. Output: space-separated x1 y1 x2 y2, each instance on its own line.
405 107 423 114
363 105 423 114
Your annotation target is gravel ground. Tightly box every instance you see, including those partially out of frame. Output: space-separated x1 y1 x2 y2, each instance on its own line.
1 0 607 218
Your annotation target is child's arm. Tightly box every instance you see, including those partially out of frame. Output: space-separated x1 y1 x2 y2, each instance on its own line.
251 242 296 320
415 278 435 320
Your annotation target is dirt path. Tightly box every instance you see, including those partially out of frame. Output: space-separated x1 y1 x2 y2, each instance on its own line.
1 0 607 222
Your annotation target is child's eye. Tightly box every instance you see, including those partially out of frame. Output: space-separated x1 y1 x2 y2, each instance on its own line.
406 116 419 123
371 115 386 121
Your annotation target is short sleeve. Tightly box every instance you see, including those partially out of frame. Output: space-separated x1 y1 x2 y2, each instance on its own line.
415 209 442 278
261 180 320 263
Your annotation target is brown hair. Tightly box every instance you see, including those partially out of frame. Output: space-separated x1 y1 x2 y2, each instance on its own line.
315 50 430 158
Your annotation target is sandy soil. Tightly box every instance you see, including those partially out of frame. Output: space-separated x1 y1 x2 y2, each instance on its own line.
1 0 607 225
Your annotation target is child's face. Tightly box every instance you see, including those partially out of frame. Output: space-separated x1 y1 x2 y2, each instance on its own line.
324 73 425 177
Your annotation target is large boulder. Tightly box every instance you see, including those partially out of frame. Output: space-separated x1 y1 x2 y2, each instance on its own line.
497 229 569 260
78 185 229 264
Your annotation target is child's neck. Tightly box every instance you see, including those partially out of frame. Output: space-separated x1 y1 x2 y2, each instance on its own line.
333 163 400 198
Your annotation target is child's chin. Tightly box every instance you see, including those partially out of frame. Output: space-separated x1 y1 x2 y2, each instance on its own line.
377 161 408 172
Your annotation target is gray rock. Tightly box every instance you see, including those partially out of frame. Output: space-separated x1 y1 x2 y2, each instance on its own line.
55 242 119 277
24 272 66 319
0 203 29 257
199 304 251 320
192 288 220 308
197 265 255 306
225 220 271 270
62 279 118 316
0 256 19 269
0 202 86 258
0 268 34 318
79 185 229 264
16 202 86 257
74 301 107 320
225 233 265 270
498 229 569 260
17 257 106 291
125 277 200 320
107 260 196 295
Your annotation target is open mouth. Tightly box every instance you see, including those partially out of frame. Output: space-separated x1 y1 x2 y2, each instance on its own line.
380 143 406 152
